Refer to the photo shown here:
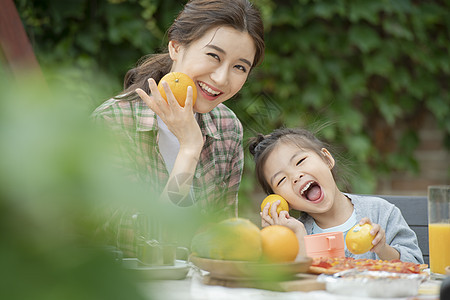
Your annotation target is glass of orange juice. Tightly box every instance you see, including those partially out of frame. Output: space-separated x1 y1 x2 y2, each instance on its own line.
428 185 450 274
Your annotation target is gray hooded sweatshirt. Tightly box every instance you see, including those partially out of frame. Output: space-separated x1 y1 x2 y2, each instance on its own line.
298 194 424 264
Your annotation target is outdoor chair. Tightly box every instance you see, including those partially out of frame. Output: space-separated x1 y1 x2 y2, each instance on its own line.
371 195 429 265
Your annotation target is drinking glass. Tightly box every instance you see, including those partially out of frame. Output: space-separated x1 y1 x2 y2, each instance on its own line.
133 213 188 266
428 185 450 274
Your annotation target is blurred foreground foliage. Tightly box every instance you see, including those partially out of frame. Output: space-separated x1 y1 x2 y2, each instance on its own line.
0 68 205 299
14 0 450 209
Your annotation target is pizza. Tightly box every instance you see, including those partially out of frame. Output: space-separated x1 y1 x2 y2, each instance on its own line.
309 257 428 275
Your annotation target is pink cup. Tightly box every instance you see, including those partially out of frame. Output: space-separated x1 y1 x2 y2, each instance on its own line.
303 232 345 258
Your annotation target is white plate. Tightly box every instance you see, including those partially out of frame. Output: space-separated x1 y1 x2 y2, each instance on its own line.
122 258 190 280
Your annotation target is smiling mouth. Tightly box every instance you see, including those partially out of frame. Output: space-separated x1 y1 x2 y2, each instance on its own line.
198 81 222 97
300 181 322 202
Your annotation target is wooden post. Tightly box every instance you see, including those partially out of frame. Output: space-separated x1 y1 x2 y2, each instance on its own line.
0 0 45 81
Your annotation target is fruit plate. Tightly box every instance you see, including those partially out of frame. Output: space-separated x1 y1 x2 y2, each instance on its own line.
189 255 312 280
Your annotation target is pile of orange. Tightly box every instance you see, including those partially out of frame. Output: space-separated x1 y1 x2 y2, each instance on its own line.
191 217 300 263
157 72 197 107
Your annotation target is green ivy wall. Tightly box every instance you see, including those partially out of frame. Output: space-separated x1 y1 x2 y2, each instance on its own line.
15 0 450 209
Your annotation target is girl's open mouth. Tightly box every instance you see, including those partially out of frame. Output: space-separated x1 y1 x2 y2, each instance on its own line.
300 181 323 202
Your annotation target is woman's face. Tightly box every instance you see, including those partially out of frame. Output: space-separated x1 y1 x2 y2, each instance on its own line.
169 26 256 113
263 142 338 215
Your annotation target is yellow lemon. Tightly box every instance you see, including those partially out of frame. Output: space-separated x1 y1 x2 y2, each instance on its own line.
260 194 289 217
346 223 375 254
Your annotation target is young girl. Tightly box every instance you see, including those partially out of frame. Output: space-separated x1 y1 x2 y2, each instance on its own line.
249 128 424 264
92 0 264 256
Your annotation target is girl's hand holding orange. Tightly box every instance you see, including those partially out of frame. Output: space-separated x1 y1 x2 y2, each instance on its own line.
260 194 289 218
346 223 375 254
357 218 401 260
260 200 307 258
260 199 307 241
358 218 387 254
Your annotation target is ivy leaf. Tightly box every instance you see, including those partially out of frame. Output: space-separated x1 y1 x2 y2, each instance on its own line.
76 30 101 54
419 2 446 25
334 104 364 132
363 52 393 76
343 134 372 162
383 20 414 40
398 130 419 154
312 1 345 19
302 85 325 109
349 25 380 53
349 167 378 194
374 94 402 126
426 96 450 121
390 67 411 92
348 1 383 24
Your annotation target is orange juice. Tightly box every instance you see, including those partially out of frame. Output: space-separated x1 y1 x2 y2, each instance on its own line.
429 223 450 274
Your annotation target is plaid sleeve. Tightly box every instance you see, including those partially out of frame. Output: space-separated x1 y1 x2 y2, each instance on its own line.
222 118 244 218
203 104 244 218
91 98 143 181
91 99 144 257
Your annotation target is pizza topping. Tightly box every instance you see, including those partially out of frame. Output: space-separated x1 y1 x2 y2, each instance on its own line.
309 257 428 275
315 260 332 268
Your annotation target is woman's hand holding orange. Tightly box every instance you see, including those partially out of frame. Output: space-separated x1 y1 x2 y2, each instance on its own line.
136 78 203 152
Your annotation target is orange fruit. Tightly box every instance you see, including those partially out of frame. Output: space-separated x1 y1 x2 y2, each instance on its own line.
260 225 299 263
157 72 197 107
346 223 375 254
260 194 289 217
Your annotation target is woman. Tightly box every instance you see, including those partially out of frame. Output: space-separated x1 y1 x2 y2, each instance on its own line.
92 0 264 256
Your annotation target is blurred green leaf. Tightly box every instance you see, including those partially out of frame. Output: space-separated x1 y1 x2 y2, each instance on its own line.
349 25 380 53
348 1 383 24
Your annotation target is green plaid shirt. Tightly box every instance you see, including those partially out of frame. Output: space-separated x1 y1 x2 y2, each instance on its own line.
92 98 243 256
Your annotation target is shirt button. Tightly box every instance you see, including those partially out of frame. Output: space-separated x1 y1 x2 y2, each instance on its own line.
195 173 201 178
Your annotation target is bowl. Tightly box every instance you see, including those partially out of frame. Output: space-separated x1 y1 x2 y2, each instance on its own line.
189 255 312 280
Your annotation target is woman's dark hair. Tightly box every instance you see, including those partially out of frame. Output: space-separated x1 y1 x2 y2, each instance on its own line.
120 0 264 99
249 127 343 195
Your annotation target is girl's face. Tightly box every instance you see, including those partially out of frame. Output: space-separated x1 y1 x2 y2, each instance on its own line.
168 26 256 113
263 142 338 214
